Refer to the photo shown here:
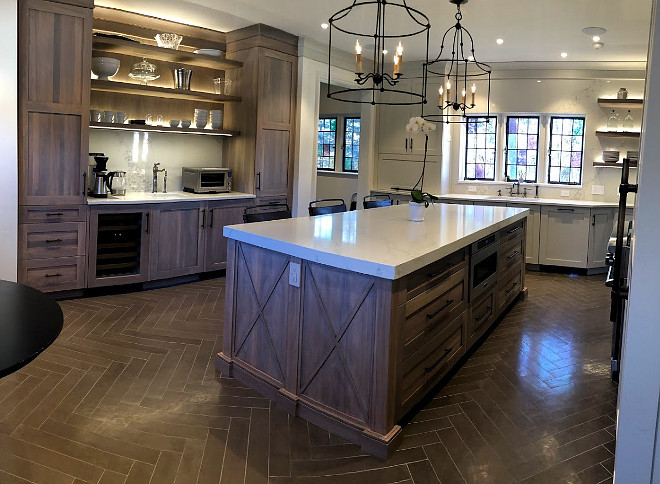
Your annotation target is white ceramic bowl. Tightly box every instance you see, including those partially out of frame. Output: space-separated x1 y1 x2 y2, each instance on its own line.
91 57 120 80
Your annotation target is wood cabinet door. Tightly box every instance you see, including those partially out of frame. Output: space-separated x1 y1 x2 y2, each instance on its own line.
255 49 297 200
539 206 590 268
149 203 205 280
19 0 91 205
587 209 615 269
204 203 245 272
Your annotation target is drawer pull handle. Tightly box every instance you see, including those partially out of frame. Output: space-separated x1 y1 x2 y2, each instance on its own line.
507 226 522 234
208 209 214 229
45 239 63 244
557 208 575 212
44 273 62 278
505 281 519 294
201 209 206 228
426 299 455 320
475 305 493 323
427 266 450 279
46 212 64 217
425 347 453 374
506 250 519 260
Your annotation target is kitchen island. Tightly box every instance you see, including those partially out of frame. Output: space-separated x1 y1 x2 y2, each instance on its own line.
217 203 528 458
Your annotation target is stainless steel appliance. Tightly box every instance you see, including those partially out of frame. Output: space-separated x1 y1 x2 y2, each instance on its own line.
108 171 127 196
182 167 232 193
608 157 637 382
470 233 499 300
88 153 111 198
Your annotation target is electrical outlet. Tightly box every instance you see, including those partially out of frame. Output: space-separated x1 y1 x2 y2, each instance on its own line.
468 185 477 193
289 262 301 287
561 190 570 197
592 184 605 195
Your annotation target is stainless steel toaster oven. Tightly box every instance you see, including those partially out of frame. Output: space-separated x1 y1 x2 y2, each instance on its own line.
182 167 232 193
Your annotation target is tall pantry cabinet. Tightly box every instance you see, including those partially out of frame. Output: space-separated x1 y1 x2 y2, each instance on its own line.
222 25 298 205
17 0 92 291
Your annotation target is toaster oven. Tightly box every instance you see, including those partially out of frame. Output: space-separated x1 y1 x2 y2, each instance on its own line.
182 167 232 193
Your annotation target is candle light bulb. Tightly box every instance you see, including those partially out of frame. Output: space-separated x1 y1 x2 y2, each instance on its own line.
355 39 363 74
446 80 451 101
396 42 403 56
461 89 466 104
471 83 476 105
393 54 400 76
355 39 362 55
439 86 444 106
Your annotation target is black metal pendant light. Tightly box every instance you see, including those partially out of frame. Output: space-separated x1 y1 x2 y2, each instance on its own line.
327 0 430 105
422 0 491 123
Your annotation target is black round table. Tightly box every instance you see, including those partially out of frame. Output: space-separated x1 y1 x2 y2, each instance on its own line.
0 280 63 378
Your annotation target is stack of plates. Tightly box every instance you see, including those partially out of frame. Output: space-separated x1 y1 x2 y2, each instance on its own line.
626 150 639 163
194 109 208 129
210 109 223 129
602 150 620 163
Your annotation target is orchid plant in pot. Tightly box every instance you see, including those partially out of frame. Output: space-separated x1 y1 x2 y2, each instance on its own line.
406 117 438 221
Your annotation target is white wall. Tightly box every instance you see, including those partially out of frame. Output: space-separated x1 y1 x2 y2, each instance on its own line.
445 72 645 202
614 0 660 481
89 130 224 192
0 0 18 281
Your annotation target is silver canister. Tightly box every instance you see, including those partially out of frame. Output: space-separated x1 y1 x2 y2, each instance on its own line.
617 88 628 99
183 69 193 90
172 68 185 89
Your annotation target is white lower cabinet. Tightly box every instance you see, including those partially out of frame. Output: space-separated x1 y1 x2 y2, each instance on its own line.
539 206 591 267
587 209 615 269
508 203 541 265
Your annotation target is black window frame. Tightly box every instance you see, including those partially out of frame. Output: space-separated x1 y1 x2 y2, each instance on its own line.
342 117 360 173
464 115 498 181
547 116 585 185
317 117 338 171
505 115 540 183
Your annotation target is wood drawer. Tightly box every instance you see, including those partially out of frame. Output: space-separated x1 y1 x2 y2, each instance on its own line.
19 222 86 260
398 310 466 416
19 256 85 292
20 205 86 223
404 261 468 316
401 267 467 361
498 235 524 274
468 290 495 347
499 219 525 244
404 248 466 301
496 262 523 312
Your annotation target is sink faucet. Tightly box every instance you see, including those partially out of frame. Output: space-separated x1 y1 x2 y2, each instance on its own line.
153 163 165 193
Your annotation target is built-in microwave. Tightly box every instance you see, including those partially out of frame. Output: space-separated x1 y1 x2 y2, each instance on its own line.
182 167 232 193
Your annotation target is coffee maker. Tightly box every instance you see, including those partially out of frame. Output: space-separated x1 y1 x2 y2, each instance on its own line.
88 153 111 198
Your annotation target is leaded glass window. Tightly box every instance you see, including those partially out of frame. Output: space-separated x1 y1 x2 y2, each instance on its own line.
317 118 337 170
548 116 585 184
505 116 539 182
465 116 497 180
343 117 360 172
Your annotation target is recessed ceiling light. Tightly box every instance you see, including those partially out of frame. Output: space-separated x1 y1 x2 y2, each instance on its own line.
582 27 607 36
496 38 504 45
561 52 568 58
592 35 601 42
537 80 542 83
321 23 329 29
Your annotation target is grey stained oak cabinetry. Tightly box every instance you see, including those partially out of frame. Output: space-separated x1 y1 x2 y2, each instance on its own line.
88 201 248 287
18 0 93 291
223 25 298 204
218 219 526 458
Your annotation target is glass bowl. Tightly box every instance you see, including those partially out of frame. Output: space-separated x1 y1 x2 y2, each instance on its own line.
128 58 159 85
155 33 183 50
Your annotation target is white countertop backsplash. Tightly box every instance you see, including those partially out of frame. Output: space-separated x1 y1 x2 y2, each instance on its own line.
224 203 528 280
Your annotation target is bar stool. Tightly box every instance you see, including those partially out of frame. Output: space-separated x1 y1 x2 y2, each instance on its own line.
308 199 347 216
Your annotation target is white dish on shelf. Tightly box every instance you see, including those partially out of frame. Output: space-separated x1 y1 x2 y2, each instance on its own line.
194 49 223 57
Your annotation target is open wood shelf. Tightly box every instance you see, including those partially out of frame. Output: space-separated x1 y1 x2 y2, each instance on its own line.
90 122 239 137
597 98 644 109
595 130 641 139
91 79 241 104
92 35 242 70
593 161 638 168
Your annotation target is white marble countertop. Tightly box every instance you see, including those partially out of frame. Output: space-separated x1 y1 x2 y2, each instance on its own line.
376 189 619 208
87 190 256 205
224 203 528 280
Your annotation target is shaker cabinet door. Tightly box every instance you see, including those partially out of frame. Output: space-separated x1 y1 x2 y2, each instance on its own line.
539 206 590 268
149 203 205 280
204 203 246 272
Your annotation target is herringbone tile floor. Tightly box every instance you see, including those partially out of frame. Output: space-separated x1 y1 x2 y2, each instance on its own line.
0 271 616 483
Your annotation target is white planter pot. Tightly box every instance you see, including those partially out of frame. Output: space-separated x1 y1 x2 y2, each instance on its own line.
409 201 426 222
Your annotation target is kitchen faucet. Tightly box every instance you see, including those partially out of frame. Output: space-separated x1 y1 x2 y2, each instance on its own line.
153 163 165 193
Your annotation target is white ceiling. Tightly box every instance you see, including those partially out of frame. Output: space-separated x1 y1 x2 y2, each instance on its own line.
97 0 653 64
